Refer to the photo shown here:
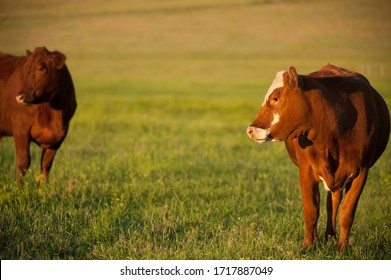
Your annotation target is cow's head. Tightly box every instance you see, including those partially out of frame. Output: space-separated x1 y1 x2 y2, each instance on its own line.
247 67 311 143
16 47 66 105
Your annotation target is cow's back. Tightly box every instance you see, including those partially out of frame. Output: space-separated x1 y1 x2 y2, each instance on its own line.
308 64 369 82
0 52 25 81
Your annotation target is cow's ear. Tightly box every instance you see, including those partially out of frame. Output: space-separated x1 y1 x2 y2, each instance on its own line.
287 66 299 88
26 49 32 56
51 51 66 69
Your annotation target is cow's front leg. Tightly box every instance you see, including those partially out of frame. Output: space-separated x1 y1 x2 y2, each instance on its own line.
14 134 31 181
337 169 368 251
40 147 58 181
299 165 320 248
325 190 343 241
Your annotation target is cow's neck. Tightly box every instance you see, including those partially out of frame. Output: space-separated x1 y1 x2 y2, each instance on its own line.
303 89 342 146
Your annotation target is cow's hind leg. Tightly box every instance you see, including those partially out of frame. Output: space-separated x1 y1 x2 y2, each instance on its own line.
40 148 58 181
299 165 320 248
337 169 368 251
325 190 343 242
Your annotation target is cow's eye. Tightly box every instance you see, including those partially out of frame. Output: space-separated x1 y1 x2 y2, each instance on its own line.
36 64 46 72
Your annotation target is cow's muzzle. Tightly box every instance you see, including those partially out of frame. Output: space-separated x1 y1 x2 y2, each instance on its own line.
16 94 34 106
246 126 272 144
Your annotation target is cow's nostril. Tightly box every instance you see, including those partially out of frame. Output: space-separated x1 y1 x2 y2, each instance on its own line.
16 94 25 104
247 126 254 138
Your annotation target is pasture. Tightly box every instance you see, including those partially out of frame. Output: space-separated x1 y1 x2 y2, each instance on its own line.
0 0 390 259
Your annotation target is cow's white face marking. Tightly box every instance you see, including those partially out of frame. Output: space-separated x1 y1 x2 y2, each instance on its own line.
262 71 285 106
270 113 282 142
271 113 280 126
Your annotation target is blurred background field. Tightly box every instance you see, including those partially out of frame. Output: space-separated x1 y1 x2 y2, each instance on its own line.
0 0 390 259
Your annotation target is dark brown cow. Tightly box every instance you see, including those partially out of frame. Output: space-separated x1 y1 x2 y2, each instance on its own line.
247 64 390 251
0 47 77 181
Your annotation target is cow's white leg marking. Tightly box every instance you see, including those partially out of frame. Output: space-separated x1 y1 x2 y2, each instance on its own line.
319 176 331 192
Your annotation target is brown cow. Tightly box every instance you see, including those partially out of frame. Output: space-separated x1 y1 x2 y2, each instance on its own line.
0 47 77 181
247 64 390 251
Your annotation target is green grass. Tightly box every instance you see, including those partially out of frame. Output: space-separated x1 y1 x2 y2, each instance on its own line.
0 0 390 259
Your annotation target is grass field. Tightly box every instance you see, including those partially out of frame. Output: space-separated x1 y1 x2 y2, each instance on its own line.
0 0 390 259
